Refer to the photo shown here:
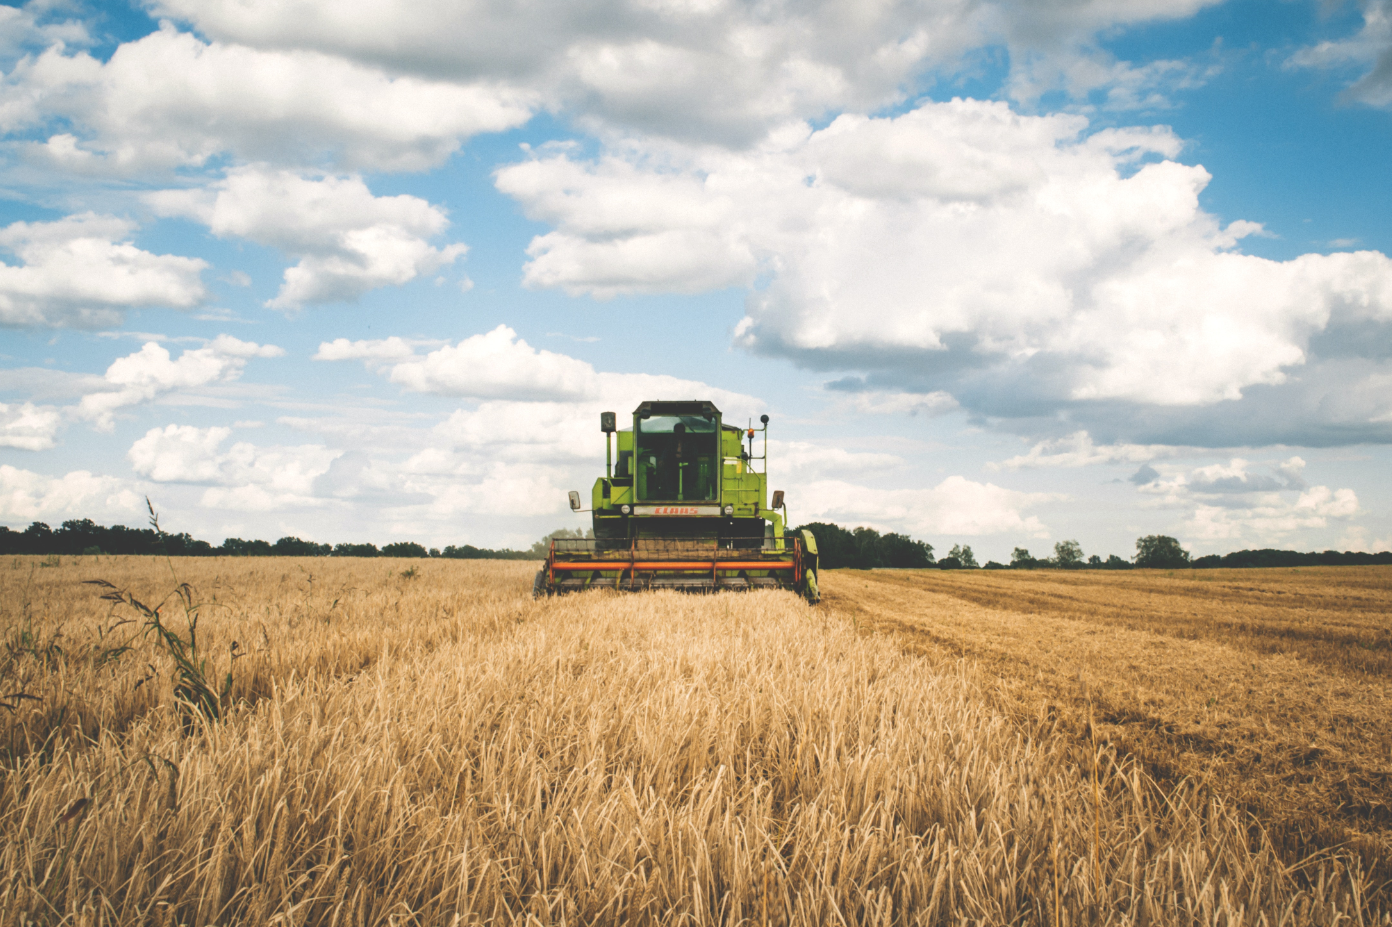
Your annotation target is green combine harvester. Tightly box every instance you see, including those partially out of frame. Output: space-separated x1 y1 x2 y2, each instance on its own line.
534 400 820 602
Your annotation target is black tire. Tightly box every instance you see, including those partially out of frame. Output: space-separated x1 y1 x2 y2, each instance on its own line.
532 569 548 599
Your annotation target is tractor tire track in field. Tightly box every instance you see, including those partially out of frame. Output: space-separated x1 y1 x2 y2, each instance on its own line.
819 566 1392 882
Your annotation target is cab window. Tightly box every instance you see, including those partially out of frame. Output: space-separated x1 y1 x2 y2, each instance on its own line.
635 414 718 501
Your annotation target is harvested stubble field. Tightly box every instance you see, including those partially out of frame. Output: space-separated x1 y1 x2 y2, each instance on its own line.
824 567 1392 884
0 555 1386 926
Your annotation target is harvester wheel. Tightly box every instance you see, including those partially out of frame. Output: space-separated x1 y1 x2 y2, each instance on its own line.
803 571 820 605
532 570 548 599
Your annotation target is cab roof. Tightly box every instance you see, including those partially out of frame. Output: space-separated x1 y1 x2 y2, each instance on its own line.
632 400 721 418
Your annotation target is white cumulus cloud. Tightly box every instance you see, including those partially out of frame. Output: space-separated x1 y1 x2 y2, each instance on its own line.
323 324 762 415
1127 456 1361 547
1287 0 1392 109
0 213 206 328
388 325 598 400
1186 486 1360 542
312 336 423 363
771 441 905 482
0 465 143 524
393 460 575 518
498 153 759 297
793 475 1057 539
0 4 91 65
1183 457 1307 494
5 26 534 172
129 424 342 510
78 335 284 430
1138 457 1316 500
149 168 467 308
432 402 615 463
127 424 232 483
0 402 62 450
142 0 1225 144
497 98 1392 428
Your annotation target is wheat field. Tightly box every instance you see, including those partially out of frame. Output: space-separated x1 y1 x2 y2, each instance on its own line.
825 567 1392 889
0 555 1386 925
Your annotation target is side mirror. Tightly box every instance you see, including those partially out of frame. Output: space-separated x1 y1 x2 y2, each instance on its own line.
771 490 784 509
760 414 769 425
568 491 582 511
600 411 616 433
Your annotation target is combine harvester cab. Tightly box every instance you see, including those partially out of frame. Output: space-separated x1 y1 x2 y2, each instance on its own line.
535 400 820 603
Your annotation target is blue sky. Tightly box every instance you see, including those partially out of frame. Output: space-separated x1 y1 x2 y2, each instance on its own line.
0 0 1389 562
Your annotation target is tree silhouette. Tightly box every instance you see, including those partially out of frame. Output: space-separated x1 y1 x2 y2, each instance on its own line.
1134 535 1191 569
1053 540 1083 568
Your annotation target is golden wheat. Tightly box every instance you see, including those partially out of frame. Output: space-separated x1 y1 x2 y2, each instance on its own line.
0 556 1385 925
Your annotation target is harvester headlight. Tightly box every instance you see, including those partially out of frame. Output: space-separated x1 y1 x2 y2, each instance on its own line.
722 504 734 516
620 504 631 515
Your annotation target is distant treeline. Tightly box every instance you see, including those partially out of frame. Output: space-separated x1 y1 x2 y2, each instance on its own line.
0 519 532 560
794 523 936 569
1191 549 1392 569
4 517 1389 569
794 523 1392 571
